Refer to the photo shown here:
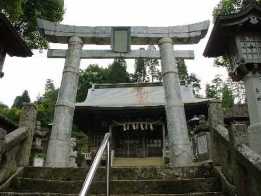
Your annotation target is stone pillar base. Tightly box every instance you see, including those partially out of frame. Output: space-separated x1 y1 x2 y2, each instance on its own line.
169 143 193 167
45 139 70 168
248 123 261 155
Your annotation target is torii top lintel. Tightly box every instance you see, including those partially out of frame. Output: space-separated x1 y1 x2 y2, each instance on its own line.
37 19 210 45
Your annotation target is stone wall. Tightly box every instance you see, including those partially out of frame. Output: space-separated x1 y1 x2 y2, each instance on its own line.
208 101 261 196
212 125 261 196
0 104 36 186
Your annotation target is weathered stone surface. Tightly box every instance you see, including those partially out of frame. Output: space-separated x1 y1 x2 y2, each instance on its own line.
248 125 261 155
47 49 194 60
37 19 210 45
18 104 37 167
1 164 225 195
0 129 6 155
45 36 83 168
208 101 224 128
243 72 261 155
0 193 224 196
4 128 27 152
229 123 248 147
8 177 220 194
159 37 192 167
0 104 37 185
208 101 224 163
0 128 27 185
211 123 261 196
19 166 216 181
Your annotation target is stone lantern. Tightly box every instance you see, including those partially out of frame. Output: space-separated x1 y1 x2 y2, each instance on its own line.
204 1 261 155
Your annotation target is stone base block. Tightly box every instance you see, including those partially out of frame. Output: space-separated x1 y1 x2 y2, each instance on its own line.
45 139 70 168
248 123 261 155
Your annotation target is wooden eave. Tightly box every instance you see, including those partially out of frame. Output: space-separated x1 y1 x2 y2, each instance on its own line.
204 3 261 58
0 13 32 57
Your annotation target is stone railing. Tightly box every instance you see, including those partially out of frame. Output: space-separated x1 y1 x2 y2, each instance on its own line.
208 100 261 196
0 104 37 186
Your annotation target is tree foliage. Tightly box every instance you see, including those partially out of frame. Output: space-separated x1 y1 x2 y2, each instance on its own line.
132 47 161 83
206 75 233 110
0 0 64 49
213 0 244 18
213 0 261 19
12 90 31 109
205 75 246 110
222 84 234 110
36 79 58 127
0 90 31 123
77 59 131 102
77 64 108 102
0 102 20 123
132 58 161 83
106 58 130 84
177 59 201 96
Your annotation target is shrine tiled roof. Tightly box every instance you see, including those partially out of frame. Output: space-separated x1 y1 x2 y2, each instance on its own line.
76 83 211 109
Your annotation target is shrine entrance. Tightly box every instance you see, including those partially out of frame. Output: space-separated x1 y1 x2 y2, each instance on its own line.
38 18 209 167
113 124 163 158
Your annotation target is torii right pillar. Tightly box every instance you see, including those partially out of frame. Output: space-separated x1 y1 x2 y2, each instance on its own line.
159 37 193 166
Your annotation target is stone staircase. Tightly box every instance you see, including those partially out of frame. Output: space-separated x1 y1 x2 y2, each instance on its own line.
0 165 225 196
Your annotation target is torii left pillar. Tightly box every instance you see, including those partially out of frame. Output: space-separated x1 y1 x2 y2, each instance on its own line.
45 36 83 167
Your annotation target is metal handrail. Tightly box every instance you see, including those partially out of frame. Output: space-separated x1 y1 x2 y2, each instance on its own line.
79 132 111 196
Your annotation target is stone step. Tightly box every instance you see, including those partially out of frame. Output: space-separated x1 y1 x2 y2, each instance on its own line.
19 165 215 181
0 193 224 196
6 177 221 194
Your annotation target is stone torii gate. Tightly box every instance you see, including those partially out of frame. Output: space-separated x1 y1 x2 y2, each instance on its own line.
37 19 209 167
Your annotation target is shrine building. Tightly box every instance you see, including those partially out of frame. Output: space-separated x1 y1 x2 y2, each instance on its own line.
74 82 210 165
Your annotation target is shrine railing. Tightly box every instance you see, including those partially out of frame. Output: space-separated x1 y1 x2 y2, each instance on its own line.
0 104 37 187
79 132 111 196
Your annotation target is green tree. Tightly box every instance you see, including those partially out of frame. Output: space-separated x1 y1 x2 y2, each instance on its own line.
188 74 201 96
132 46 161 83
206 84 217 98
106 58 130 83
213 0 243 17
222 84 234 110
12 90 31 109
206 75 224 99
0 0 64 49
177 59 189 82
133 58 148 82
206 75 236 110
36 79 58 127
213 0 261 19
77 60 131 102
177 59 201 96
133 58 161 83
0 102 21 123
225 78 246 103
77 64 108 102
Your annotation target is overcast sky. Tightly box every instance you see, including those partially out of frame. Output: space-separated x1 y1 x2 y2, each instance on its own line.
0 0 227 107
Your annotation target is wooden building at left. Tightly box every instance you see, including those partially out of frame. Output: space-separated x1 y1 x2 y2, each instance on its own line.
0 13 33 78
